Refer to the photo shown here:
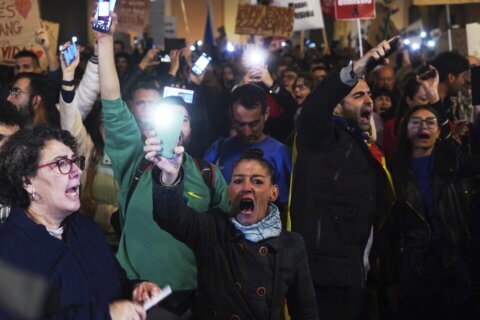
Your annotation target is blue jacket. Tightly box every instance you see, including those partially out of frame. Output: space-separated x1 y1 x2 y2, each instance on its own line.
0 208 133 319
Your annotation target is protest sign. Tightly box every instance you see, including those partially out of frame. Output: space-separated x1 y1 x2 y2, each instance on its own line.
275 0 325 31
413 0 479 5
466 23 480 57
0 0 41 47
0 20 58 69
116 0 151 33
235 4 295 37
334 0 376 20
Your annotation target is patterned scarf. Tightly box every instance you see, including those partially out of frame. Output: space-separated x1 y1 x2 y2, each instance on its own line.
230 203 282 243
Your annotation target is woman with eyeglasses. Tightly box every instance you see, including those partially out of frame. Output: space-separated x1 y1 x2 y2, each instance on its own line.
0 127 160 320
389 105 480 319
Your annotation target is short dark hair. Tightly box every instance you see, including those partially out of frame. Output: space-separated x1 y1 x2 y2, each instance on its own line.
230 84 267 114
232 148 275 183
14 50 40 67
431 51 469 82
294 73 315 90
129 79 160 101
0 127 77 208
13 72 60 128
0 105 24 128
372 87 393 100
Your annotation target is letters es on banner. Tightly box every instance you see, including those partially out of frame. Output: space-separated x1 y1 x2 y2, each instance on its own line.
274 0 325 31
413 0 480 5
235 4 295 37
334 0 376 20
0 0 41 48
0 20 59 69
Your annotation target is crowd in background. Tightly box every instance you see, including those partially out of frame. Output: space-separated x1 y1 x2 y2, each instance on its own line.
0 8 479 320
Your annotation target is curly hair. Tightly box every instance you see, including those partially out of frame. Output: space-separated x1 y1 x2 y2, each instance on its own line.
0 127 77 209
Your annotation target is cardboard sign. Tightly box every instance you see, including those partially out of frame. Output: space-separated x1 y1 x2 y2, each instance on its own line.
0 0 41 47
116 0 150 33
0 20 58 69
334 0 376 20
413 0 480 5
274 0 325 31
235 4 295 38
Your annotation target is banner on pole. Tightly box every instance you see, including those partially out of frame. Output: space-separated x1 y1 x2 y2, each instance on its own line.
0 20 58 69
413 0 480 5
274 0 325 31
0 0 42 48
334 0 376 20
235 4 295 37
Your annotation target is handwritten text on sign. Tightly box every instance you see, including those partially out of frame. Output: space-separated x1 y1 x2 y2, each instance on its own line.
235 4 295 38
0 0 41 47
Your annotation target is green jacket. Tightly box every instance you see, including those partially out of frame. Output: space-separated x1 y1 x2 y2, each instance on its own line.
102 98 230 290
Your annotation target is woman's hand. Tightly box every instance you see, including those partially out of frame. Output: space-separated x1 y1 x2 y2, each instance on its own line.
109 300 146 320
60 41 80 82
132 282 161 304
143 130 184 185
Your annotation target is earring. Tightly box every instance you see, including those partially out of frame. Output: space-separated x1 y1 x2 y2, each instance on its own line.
30 188 39 201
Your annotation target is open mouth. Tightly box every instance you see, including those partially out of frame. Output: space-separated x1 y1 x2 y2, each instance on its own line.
417 133 430 139
65 186 79 197
360 110 371 120
239 198 255 215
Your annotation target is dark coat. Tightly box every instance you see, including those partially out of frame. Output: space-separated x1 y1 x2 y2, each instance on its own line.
291 70 393 289
0 208 132 319
152 173 318 320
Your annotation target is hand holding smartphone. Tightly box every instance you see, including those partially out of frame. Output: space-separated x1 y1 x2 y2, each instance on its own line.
61 37 78 67
191 53 211 76
365 36 401 73
418 68 437 81
92 0 117 33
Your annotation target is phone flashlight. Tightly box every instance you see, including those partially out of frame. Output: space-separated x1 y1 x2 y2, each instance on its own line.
150 103 184 159
243 46 267 68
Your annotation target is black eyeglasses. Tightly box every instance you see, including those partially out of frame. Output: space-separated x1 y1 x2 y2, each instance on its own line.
408 117 438 129
38 156 85 174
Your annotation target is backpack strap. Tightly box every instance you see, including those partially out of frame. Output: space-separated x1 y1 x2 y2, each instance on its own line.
125 157 153 212
193 158 215 197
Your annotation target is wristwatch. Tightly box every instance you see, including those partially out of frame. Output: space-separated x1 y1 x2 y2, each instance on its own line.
268 81 280 94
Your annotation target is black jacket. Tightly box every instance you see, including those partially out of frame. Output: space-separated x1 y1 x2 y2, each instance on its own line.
393 141 479 276
291 69 393 289
152 172 319 320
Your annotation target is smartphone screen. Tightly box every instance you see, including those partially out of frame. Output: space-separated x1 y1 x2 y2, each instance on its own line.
191 53 211 76
62 37 77 66
92 0 116 33
163 86 195 104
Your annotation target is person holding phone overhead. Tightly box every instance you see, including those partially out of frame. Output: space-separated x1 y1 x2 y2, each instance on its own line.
94 8 230 319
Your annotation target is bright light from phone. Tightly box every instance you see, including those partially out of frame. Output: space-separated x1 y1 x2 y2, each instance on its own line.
151 103 182 130
72 36 78 43
189 45 196 51
308 42 316 48
281 41 286 47
196 40 203 46
226 42 235 53
403 39 411 46
426 40 436 48
420 31 427 38
243 46 267 68
411 43 420 51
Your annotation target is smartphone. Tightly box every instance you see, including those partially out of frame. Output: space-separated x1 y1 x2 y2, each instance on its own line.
92 0 117 33
163 86 195 104
191 53 211 76
157 52 171 63
366 36 401 73
418 68 437 81
151 104 184 159
243 46 267 68
61 37 77 66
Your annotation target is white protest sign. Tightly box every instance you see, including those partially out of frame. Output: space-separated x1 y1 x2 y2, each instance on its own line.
164 16 177 39
466 23 480 58
272 0 325 30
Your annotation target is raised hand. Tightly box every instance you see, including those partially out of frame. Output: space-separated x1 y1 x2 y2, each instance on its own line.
132 282 161 304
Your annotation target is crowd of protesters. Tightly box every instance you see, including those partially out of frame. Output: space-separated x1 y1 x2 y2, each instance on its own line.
0 6 479 320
